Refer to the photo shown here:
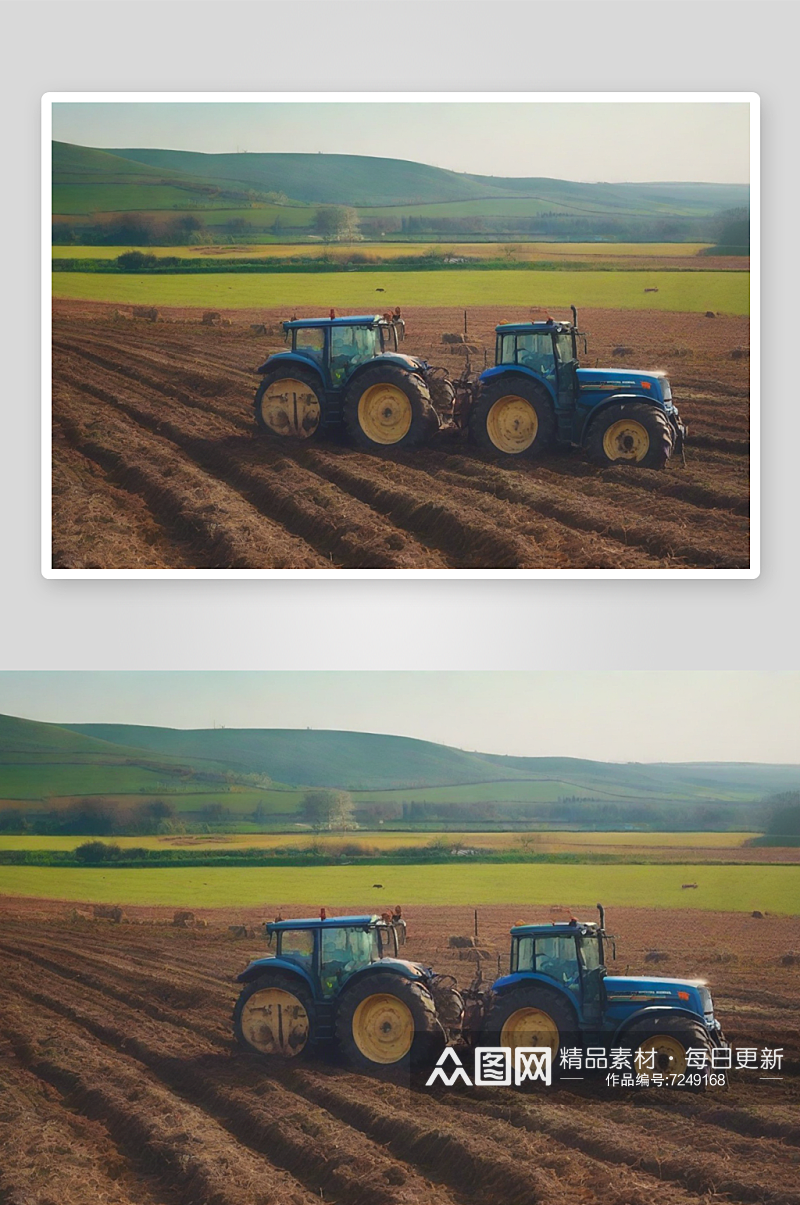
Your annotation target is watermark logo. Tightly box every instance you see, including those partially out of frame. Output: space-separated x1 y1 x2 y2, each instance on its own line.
425 1047 552 1088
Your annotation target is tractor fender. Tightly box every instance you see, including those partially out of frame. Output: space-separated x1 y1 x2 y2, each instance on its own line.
477 365 558 406
235 956 315 995
343 357 426 389
489 973 582 1023
336 960 430 996
255 351 324 378
578 393 663 444
612 1005 706 1045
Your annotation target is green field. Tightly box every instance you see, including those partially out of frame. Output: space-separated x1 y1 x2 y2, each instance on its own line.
0 863 794 913
52 268 749 314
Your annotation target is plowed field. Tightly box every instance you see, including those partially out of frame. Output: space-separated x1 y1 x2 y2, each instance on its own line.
51 302 751 571
1 900 796 1205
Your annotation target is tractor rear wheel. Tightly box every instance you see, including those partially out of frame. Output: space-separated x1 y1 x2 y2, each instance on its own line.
254 367 323 441
585 401 674 468
343 365 437 450
481 985 578 1073
335 974 445 1071
624 1016 713 1089
233 973 315 1059
469 375 556 457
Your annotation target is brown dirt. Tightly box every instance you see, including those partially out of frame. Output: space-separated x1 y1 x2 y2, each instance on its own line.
51 302 750 570
0 900 795 1205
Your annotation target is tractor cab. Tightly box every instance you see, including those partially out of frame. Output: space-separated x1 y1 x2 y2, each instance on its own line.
501 917 608 1021
261 914 402 999
277 315 409 392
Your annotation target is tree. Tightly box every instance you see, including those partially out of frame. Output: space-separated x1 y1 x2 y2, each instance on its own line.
314 206 359 243
301 789 355 832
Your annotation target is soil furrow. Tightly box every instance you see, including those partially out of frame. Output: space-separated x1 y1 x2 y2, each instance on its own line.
1 999 318 1205
0 1036 171 1205
300 446 667 569
54 365 452 569
0 970 465 1205
52 436 191 569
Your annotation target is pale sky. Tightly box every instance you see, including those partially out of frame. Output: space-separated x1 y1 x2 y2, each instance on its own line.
0 672 795 763
51 101 750 184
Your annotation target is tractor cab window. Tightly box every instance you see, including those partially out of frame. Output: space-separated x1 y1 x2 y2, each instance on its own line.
512 935 534 972
293 327 325 364
330 325 379 385
577 935 602 973
534 935 580 993
319 926 375 996
556 331 577 365
499 332 557 381
278 928 315 970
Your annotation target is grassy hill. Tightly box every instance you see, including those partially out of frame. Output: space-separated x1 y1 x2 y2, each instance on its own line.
2 714 794 830
52 143 749 242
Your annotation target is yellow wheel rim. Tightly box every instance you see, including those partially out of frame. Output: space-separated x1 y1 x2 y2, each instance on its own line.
259 378 320 439
357 383 412 445
602 418 650 462
486 395 538 454
240 988 309 1056
499 1007 560 1057
635 1034 688 1075
352 993 415 1064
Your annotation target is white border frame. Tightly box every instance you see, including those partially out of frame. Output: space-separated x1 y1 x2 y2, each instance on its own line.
42 91 759 580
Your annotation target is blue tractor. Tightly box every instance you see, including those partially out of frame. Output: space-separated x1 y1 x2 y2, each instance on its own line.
233 913 464 1071
253 313 453 450
465 308 686 468
479 906 727 1079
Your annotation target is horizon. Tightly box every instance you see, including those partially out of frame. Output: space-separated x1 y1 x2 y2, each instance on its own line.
0 672 796 763
10 712 800 769
51 100 751 185
52 138 750 188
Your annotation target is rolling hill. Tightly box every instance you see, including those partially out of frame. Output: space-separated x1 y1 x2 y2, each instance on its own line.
0 713 790 829
52 143 749 237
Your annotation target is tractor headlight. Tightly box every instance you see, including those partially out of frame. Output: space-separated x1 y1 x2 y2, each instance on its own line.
661 378 672 401
700 987 714 1019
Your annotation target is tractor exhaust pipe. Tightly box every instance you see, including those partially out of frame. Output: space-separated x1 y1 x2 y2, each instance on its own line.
596 902 605 931
570 305 578 328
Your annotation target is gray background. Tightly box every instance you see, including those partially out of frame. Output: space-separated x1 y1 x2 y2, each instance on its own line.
3 1 793 671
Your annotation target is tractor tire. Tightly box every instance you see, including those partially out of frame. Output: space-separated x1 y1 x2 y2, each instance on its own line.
623 1015 713 1090
468 374 556 458
585 401 674 469
480 985 579 1075
254 367 323 442
233 972 315 1060
343 365 437 451
335 973 445 1072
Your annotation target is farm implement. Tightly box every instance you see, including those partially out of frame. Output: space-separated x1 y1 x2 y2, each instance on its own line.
233 906 727 1079
253 309 686 468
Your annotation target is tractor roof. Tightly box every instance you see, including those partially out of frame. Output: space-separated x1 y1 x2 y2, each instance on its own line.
268 914 379 932
283 315 385 330
510 920 600 937
496 320 574 334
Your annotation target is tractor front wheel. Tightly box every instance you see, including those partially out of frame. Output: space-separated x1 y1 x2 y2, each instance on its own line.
335 974 444 1071
480 985 578 1075
343 365 437 450
469 376 556 458
254 367 323 441
585 401 674 468
624 1016 713 1089
233 973 315 1059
